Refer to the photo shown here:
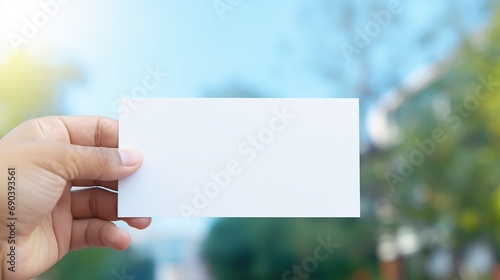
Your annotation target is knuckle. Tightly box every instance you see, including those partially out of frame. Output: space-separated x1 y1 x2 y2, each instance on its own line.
94 117 103 147
93 147 111 174
65 151 81 180
83 222 91 248
88 189 99 218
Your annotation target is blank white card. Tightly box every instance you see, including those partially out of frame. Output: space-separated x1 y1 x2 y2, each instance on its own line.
118 98 359 219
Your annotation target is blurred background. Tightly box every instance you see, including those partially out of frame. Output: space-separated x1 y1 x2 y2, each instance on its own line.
1 0 500 279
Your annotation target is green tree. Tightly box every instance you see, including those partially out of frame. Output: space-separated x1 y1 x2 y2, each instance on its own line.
203 6 500 280
203 218 378 280
366 7 500 279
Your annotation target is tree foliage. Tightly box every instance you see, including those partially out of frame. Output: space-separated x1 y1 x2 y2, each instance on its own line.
203 6 500 280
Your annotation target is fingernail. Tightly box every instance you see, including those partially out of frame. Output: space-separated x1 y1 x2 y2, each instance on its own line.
119 149 142 166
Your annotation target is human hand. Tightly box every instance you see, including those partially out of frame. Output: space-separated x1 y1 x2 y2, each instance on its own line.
0 116 151 280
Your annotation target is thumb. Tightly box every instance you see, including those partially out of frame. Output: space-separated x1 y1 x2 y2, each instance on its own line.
43 142 143 181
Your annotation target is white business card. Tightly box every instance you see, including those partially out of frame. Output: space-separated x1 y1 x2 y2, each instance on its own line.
118 98 359 219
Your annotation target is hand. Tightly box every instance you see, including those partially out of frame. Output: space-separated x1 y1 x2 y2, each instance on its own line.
0 116 151 280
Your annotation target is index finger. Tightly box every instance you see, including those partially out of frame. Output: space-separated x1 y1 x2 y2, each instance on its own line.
51 116 118 147
60 116 118 147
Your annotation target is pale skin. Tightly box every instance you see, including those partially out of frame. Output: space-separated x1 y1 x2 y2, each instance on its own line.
0 116 151 280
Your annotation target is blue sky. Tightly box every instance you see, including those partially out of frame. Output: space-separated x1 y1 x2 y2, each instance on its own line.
1 0 492 118
47 1 338 117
